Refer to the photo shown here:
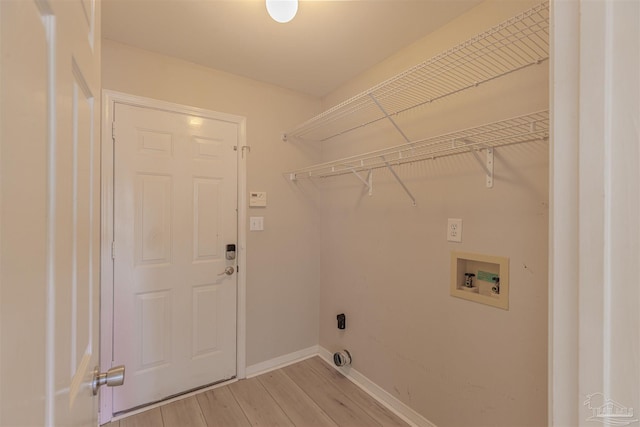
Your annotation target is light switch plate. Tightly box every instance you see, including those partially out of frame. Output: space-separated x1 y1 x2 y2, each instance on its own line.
447 218 462 242
250 216 264 231
249 191 267 207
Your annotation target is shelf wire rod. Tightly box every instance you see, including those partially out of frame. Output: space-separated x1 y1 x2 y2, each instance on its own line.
480 47 520 72
504 28 543 60
510 25 549 52
381 60 548 122
466 31 542 67
498 36 542 66
516 21 549 49
508 35 549 61
426 71 467 96
462 48 520 78
405 54 476 86
377 61 472 103
458 51 502 78
441 29 539 72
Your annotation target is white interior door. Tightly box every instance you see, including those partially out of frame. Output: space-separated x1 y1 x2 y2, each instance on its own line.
111 102 239 413
0 0 101 426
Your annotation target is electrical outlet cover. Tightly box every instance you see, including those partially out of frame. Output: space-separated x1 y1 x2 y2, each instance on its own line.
447 218 463 242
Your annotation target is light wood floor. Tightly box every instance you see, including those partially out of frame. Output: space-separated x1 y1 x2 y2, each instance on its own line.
104 356 409 427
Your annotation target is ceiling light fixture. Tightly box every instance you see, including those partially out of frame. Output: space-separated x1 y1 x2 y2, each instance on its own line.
266 0 298 24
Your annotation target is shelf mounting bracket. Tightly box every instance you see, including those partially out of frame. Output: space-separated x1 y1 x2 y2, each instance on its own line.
369 95 416 206
485 148 494 188
467 147 494 188
381 157 417 206
369 94 412 144
458 139 494 188
350 169 373 196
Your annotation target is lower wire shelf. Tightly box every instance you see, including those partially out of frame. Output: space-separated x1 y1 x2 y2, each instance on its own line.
286 110 549 181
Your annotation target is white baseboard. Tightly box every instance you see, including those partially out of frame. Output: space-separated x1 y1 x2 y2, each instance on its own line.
318 346 437 427
245 345 319 378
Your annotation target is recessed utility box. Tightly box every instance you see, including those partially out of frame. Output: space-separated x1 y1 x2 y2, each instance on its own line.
450 251 509 310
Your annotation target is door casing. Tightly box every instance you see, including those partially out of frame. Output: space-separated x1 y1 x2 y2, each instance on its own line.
99 90 248 424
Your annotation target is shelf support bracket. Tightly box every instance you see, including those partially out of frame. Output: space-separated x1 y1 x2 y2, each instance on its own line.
369 94 412 144
459 139 494 188
369 95 417 206
466 147 494 188
381 157 417 206
485 148 494 188
350 169 373 196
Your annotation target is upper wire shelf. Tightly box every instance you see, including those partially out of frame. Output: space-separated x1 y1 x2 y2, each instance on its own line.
287 110 549 180
283 2 549 143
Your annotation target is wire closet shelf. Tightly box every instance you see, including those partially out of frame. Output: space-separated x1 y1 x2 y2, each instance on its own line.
283 1 549 143
287 110 549 180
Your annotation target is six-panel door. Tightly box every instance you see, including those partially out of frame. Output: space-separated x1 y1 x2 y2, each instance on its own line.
112 103 238 412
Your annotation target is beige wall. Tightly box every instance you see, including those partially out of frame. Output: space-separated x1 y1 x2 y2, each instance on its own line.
101 40 322 366
315 1 549 426
103 0 549 423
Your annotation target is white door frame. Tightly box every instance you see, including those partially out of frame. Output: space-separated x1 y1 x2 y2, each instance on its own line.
99 90 247 423
550 1 639 425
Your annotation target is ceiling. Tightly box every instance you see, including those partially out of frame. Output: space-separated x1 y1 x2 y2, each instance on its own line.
102 0 483 97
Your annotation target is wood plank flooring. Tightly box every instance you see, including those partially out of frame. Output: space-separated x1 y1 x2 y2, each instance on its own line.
105 356 408 427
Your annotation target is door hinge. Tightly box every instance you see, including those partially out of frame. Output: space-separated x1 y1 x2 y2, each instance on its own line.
111 241 115 259
241 145 251 158
112 121 116 141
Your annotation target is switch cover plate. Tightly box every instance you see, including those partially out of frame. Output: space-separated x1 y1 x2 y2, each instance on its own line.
447 218 463 242
250 216 264 231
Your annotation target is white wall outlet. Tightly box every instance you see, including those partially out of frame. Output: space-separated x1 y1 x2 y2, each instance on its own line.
447 218 463 242
250 216 264 231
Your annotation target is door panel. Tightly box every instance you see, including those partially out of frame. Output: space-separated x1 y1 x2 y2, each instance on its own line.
0 1 50 424
67 60 96 408
52 0 101 424
113 103 238 412
193 178 222 261
136 173 173 264
137 291 172 369
0 0 101 425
